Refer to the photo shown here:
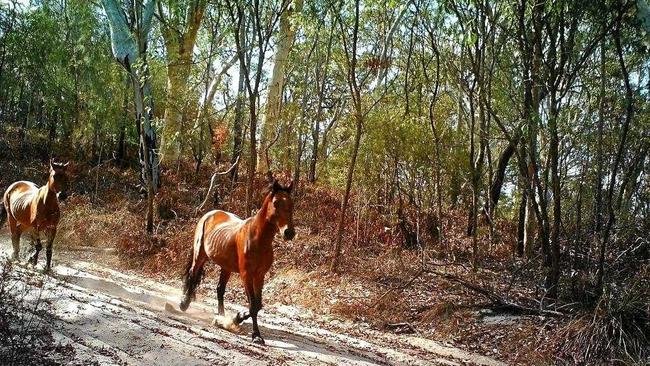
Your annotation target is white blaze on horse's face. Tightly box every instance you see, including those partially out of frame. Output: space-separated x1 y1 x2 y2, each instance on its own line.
271 192 295 241
49 160 70 200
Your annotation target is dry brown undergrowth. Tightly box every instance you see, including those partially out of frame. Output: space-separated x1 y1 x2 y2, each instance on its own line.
4 136 644 365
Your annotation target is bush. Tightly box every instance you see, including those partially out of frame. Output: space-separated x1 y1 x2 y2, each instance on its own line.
560 265 650 365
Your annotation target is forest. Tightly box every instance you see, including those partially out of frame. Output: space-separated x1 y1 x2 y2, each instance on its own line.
0 0 648 365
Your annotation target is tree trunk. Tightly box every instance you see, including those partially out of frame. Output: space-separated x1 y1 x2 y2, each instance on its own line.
331 111 363 272
258 0 302 173
573 163 585 270
132 71 156 233
163 62 192 157
308 29 334 183
546 96 561 298
596 20 633 295
593 38 605 266
517 186 527 257
308 111 320 182
485 139 517 218
231 13 247 182
293 49 312 187
160 0 207 159
245 97 258 213
102 0 159 233
331 0 363 272
116 76 129 165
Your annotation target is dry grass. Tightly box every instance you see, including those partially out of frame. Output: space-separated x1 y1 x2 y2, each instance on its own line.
3 133 647 365
555 266 650 365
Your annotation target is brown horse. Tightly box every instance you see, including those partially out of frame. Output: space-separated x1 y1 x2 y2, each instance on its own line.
180 178 295 344
0 160 69 271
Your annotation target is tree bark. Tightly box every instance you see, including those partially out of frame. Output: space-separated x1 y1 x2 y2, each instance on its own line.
485 138 517 218
116 76 129 165
517 184 527 257
331 111 363 272
102 0 159 233
546 96 561 298
159 0 207 159
331 0 362 272
308 26 334 183
231 13 247 182
258 0 302 173
596 17 633 295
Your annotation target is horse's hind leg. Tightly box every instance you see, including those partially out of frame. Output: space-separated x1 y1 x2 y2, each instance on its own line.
180 249 207 311
233 273 252 326
28 231 42 266
8 217 21 261
217 269 231 316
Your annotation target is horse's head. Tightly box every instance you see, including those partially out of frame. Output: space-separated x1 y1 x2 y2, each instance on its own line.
49 159 70 201
265 178 295 241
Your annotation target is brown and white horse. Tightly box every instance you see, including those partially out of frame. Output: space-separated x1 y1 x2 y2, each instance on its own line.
180 178 295 344
0 160 69 270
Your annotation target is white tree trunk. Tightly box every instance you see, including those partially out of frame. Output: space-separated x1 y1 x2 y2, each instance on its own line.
257 0 302 173
160 0 207 159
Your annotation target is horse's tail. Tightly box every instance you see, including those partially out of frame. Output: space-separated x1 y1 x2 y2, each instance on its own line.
0 201 6 228
180 215 207 311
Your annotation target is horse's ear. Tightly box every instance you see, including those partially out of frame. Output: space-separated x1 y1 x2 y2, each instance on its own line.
265 171 274 183
287 180 294 193
272 179 282 193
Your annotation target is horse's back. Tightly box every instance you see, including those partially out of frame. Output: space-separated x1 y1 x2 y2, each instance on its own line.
199 210 245 272
4 181 38 198
4 181 38 224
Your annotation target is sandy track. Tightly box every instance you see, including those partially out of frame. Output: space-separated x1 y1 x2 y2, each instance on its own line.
1 234 505 366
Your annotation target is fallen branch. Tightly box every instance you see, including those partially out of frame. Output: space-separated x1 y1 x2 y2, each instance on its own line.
428 270 565 317
195 156 240 215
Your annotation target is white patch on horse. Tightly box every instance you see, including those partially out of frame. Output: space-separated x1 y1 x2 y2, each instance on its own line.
244 237 251 254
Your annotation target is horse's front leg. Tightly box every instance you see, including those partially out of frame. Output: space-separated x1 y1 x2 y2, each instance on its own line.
249 275 265 344
28 231 42 266
235 272 263 343
44 228 56 272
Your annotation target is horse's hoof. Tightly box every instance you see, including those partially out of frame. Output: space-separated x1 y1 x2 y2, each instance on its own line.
179 299 189 312
252 335 265 345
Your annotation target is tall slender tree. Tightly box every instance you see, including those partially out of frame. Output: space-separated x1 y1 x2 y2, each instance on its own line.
101 0 159 233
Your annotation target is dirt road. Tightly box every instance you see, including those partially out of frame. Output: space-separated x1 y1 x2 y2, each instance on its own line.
1 234 505 366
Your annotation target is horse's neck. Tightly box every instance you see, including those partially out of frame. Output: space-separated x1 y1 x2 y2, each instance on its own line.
39 181 57 204
250 196 276 244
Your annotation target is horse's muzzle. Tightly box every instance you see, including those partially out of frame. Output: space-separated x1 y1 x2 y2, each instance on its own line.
283 227 296 241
